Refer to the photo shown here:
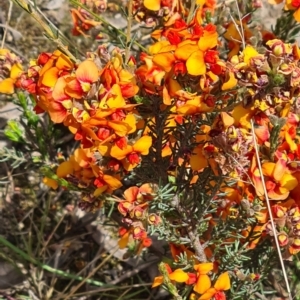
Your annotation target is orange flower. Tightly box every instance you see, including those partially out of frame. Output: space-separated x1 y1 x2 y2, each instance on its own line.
118 227 131 249
152 264 189 288
251 157 298 200
64 60 99 99
43 177 58 190
71 8 101 36
199 272 231 299
100 49 139 98
176 92 214 115
0 49 22 94
110 136 152 171
27 50 74 115
135 52 166 94
56 148 122 194
285 0 300 22
190 145 209 171
193 263 214 294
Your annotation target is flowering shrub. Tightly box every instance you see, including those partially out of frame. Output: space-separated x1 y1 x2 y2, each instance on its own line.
3 0 300 298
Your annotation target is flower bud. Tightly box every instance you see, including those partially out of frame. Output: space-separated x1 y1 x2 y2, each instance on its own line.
278 63 293 75
230 55 239 65
148 213 162 225
119 227 128 237
118 201 133 216
289 238 300 254
288 207 300 217
133 225 147 240
272 204 286 218
278 232 289 247
267 39 291 57
142 237 152 247
293 223 300 236
131 205 145 219
248 273 260 281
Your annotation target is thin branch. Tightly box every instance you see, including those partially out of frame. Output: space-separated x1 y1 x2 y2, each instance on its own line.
250 119 292 300
125 0 133 62
234 0 245 50
1 1 13 48
187 0 196 24
10 0 79 62
69 0 148 53
68 283 153 297
187 226 207 262
216 0 236 8
110 259 159 285
62 246 120 300
175 195 207 262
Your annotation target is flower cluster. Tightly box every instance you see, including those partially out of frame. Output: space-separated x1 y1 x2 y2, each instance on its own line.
0 49 22 94
153 262 231 300
17 48 153 199
117 184 160 252
270 0 300 22
4 0 300 298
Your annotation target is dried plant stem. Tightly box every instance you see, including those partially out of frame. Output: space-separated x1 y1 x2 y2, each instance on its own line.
234 0 245 49
250 119 292 300
216 0 236 8
69 0 148 53
39 213 65 256
69 283 153 297
110 259 159 285
60 245 104 295
10 0 79 62
0 236 106 287
61 246 120 300
1 1 13 48
125 0 133 62
187 0 196 24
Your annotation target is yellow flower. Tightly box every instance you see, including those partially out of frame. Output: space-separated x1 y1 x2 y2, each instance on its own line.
193 263 214 294
111 136 152 171
199 272 231 299
152 264 189 288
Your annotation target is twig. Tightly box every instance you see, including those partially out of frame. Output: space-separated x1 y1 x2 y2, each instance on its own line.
10 0 79 62
60 245 104 294
2 161 14 199
40 213 65 256
187 0 196 24
1 1 13 48
250 119 292 300
69 0 147 53
61 246 120 300
216 0 236 8
234 0 245 50
175 195 207 262
187 226 207 262
0 235 107 287
229 14 245 50
125 0 133 62
110 259 159 285
67 283 153 297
